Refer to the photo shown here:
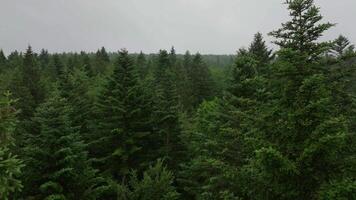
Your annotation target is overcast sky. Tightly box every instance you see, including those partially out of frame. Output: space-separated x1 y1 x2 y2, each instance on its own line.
0 0 355 54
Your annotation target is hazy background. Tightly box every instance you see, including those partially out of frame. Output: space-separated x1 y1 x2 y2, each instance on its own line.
0 0 355 54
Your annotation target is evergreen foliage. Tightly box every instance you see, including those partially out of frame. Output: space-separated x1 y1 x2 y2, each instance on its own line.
1 1 355 199
117 159 180 200
23 89 101 199
0 92 23 200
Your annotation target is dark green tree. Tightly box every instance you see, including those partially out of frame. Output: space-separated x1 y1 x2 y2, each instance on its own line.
152 50 185 171
241 1 356 199
135 51 148 79
330 35 355 58
21 46 43 105
0 50 7 72
248 32 274 70
189 53 215 108
91 49 154 182
23 89 101 199
117 159 180 200
0 91 23 200
269 0 334 61
93 47 110 74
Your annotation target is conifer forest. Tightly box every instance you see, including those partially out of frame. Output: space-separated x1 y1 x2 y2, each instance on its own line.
1 0 356 199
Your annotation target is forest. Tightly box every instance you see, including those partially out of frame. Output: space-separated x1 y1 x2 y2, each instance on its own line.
1 0 356 199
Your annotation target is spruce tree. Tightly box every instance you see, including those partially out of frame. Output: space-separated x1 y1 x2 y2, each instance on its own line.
0 50 7 72
135 51 148 79
269 0 334 61
248 32 273 70
23 89 100 199
80 51 93 77
117 159 180 200
152 50 185 171
0 91 23 200
242 1 356 199
94 47 110 74
21 46 43 106
189 53 215 108
64 66 93 142
330 35 355 59
92 49 154 182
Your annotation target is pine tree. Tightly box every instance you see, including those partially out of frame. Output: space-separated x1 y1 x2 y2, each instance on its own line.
64 66 93 142
180 53 267 199
330 35 355 58
242 1 356 199
21 46 43 105
91 49 154 181
135 51 148 79
38 49 50 70
152 50 185 171
94 47 110 74
189 53 215 108
117 159 180 200
0 91 23 200
0 50 7 72
52 54 65 78
269 0 334 61
81 51 93 77
248 32 273 70
23 89 100 199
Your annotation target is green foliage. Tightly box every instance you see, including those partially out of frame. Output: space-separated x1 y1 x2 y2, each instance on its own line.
248 32 274 69
269 0 334 61
23 89 100 199
0 91 23 200
152 50 186 171
0 1 355 199
91 49 155 181
330 35 355 59
117 159 180 200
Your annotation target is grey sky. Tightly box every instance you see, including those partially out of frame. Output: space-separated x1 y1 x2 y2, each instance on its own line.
0 0 355 54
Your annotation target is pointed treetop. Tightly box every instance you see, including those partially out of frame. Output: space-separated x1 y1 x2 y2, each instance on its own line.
0 49 6 64
248 32 273 65
331 35 354 57
269 0 334 60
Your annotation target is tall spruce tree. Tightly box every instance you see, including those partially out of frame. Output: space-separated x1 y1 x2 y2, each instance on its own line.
23 89 101 199
0 50 7 72
135 51 148 79
152 50 185 171
269 0 334 61
0 92 23 200
241 0 356 199
94 47 110 74
91 49 154 182
189 53 215 108
248 32 274 71
330 35 355 59
21 46 43 106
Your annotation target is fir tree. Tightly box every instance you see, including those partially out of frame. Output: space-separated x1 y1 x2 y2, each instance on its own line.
135 51 148 79
189 53 215 108
0 50 7 72
242 1 356 199
248 32 273 70
21 46 43 105
269 0 334 61
330 35 355 58
94 47 110 74
0 91 23 200
152 50 185 171
117 159 180 200
92 49 154 182
23 89 100 199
